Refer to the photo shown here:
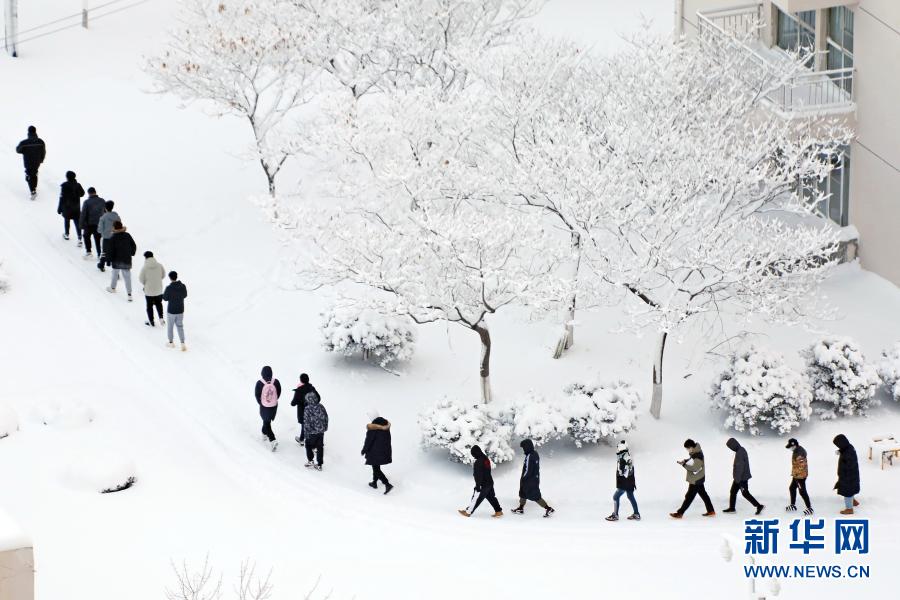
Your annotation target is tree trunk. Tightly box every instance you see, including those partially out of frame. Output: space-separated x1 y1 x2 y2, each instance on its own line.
552 233 581 359
650 331 668 419
474 322 492 403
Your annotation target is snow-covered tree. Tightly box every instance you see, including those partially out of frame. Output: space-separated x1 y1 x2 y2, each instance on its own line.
320 303 415 368
562 380 640 447
878 342 900 403
803 336 881 419
710 346 812 435
419 398 514 464
149 0 322 196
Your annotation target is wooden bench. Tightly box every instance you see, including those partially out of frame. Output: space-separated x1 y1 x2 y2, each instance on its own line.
868 435 900 470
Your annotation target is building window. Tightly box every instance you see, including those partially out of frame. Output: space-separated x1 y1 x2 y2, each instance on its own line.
827 7 854 95
801 147 850 227
776 8 816 65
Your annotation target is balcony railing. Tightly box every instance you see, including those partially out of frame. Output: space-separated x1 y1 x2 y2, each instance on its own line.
696 3 854 115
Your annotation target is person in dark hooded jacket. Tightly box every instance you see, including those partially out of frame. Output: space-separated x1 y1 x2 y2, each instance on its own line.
606 440 640 521
361 416 393 494
57 171 85 243
511 439 555 517
671 439 716 518
785 438 813 514
303 393 328 470
459 445 503 518
254 366 281 451
833 434 860 514
104 221 136 301
723 438 764 515
80 188 106 258
290 373 318 445
15 126 46 198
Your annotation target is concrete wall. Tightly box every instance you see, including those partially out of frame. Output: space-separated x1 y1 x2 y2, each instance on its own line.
0 547 34 600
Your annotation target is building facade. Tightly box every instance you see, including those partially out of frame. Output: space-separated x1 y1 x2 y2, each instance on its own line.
676 0 900 286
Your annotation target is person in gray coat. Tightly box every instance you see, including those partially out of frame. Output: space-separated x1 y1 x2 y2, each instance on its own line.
80 188 106 259
724 438 764 515
96 200 120 272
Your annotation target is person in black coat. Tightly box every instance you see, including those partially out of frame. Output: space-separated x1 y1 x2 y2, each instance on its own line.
290 373 318 445
606 440 640 521
15 126 46 197
459 445 503 518
511 439 555 517
57 171 85 243
724 438 764 515
361 416 393 494
104 221 137 300
80 188 106 258
834 434 861 514
254 366 281 450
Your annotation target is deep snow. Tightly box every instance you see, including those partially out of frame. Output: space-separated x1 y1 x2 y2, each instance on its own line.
1 1 900 598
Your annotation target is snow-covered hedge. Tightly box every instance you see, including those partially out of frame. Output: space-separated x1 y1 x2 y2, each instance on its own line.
0 403 19 439
418 398 514 465
563 380 641 447
505 391 568 448
877 342 900 403
802 336 881 419
321 305 415 368
710 347 812 435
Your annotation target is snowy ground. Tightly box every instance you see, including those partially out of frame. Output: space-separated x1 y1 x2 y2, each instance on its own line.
1 1 900 598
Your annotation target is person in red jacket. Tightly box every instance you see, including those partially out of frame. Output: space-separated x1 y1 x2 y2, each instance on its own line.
458 445 503 518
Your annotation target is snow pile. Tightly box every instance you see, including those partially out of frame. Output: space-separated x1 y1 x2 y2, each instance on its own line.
418 398 513 465
0 403 19 439
709 347 812 435
802 336 881 419
321 305 415 368
877 342 900 403
66 451 137 494
563 380 641 447
505 391 569 448
34 399 95 429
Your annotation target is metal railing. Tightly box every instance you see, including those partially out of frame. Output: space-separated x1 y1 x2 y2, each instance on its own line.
696 4 855 115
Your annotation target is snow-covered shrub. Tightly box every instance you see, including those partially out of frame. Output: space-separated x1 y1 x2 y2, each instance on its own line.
419 398 513 464
68 453 137 494
563 380 640 447
321 305 415 368
34 400 94 429
710 347 812 435
877 343 900 403
0 403 18 439
505 391 568 447
803 336 881 419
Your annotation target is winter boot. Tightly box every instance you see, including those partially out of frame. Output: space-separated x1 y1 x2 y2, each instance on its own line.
702 511 716 517
803 507 815 516
722 508 737 513
314 464 323 471
181 343 187 352
167 342 175 349
106 286 116 293
63 233 70 240
127 294 133 302
511 507 524 515
627 513 641 521
755 505 765 516
543 507 555 518
145 321 155 327
83 252 93 260
270 440 278 452
669 512 683 519
304 461 315 468
840 508 854 515
605 514 619 522
491 511 503 518
458 509 471 518
368 481 378 489
77 239 83 247
853 498 860 507
383 483 393 495
30 191 37 201
786 504 797 512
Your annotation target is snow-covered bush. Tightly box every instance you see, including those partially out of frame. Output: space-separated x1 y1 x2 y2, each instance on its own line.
803 336 881 419
505 391 568 448
563 380 640 447
710 347 812 435
877 343 900 403
0 403 19 439
34 400 94 429
321 305 415 368
418 398 513 465
68 453 137 494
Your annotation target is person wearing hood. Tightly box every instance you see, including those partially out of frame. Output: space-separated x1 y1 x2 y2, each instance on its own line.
671 439 716 518
57 171 85 244
362 416 393 494
104 220 136 301
459 445 502 518
96 200 121 272
785 438 813 514
303 390 329 470
511 439 555 517
80 188 106 259
724 438 764 515
606 440 640 522
254 366 281 451
833 434 860 515
163 271 188 351
15 126 46 198
139 251 166 327
290 373 318 445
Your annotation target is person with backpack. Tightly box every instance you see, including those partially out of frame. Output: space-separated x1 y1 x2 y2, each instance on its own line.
511 439 555 518
833 434 861 515
459 445 502 518
606 440 640 522
57 171 85 244
785 438 814 515
290 373 318 445
138 251 166 327
162 271 187 351
96 200 120 272
670 439 716 519
104 221 136 302
80 187 106 259
15 126 46 199
723 438 764 515
254 366 281 452
361 416 393 494
303 392 329 470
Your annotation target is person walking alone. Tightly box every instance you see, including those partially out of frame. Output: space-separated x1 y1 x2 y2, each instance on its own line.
362 416 393 494
290 373 318 445
303 392 329 471
459 445 502 518
511 439 555 518
254 366 281 452
80 188 105 259
96 200 120 272
833 434 861 515
723 438 764 515
785 438 814 515
105 221 136 302
670 439 716 519
57 171 84 244
606 440 640 522
138 251 166 327
15 126 46 199
162 271 187 351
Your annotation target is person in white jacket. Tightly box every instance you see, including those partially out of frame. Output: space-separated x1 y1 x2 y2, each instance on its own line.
138 251 166 327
